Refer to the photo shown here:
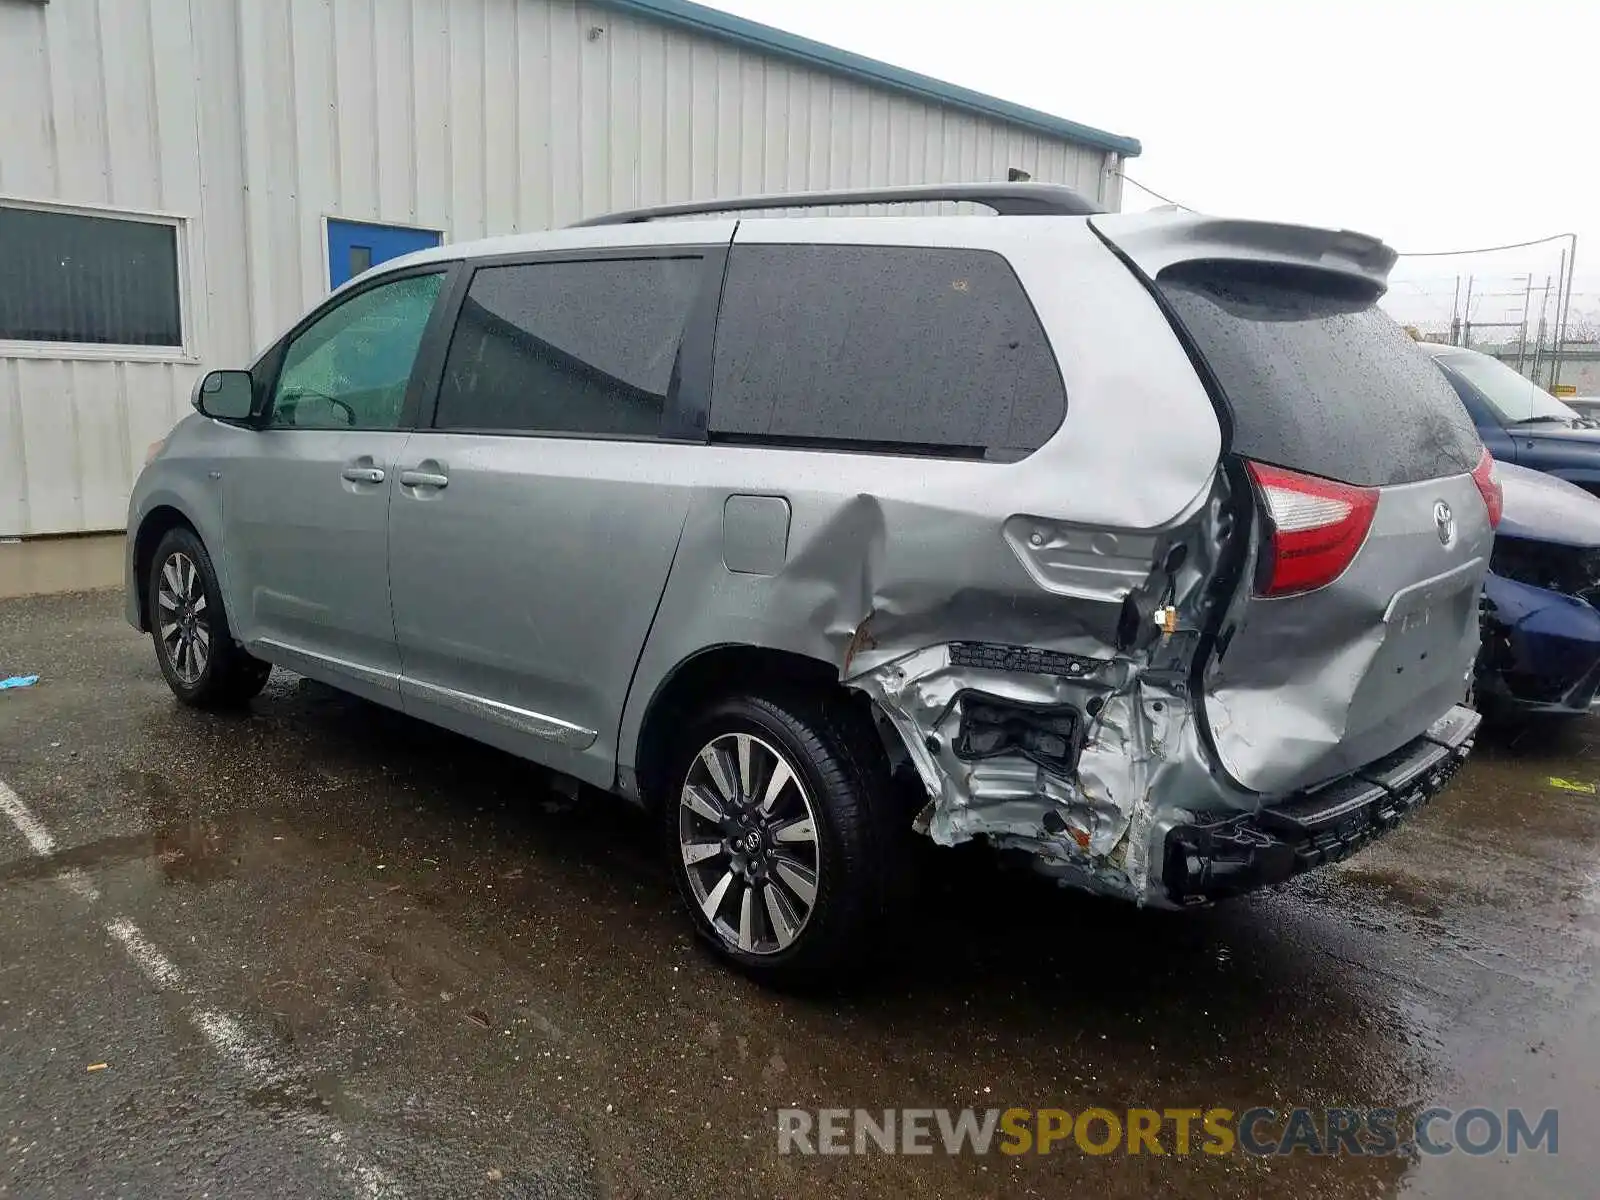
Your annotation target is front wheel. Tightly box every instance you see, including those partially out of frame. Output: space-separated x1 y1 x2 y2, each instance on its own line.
664 691 906 983
147 527 271 707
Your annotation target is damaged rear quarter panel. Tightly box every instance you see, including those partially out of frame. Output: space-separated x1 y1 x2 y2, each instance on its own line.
617 218 1225 900
849 471 1242 901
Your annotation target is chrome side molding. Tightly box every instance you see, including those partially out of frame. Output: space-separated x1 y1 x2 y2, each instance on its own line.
250 639 597 751
400 677 598 751
252 638 401 693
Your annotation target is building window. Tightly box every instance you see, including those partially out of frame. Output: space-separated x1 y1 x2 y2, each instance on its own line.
0 202 184 350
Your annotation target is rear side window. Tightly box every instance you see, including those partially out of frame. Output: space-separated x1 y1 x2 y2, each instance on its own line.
434 256 703 436
1159 263 1483 487
709 244 1065 459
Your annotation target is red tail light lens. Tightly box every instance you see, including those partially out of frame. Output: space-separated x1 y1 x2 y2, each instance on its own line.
1471 447 1503 528
1246 460 1379 597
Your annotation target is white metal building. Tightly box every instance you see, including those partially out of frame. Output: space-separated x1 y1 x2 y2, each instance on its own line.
0 0 1140 538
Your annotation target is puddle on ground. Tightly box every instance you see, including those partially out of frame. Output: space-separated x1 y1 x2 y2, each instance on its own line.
151 818 239 885
121 767 243 886
0 820 242 890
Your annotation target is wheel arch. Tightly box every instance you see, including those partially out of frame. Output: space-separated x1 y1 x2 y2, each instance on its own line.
631 643 877 811
131 504 201 631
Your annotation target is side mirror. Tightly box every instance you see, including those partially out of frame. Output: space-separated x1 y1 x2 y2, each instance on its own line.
192 369 255 421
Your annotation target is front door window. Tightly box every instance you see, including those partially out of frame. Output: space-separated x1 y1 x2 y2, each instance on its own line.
267 272 444 430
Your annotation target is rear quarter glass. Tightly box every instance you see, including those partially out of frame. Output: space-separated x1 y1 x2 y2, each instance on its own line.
1159 262 1483 487
708 243 1066 460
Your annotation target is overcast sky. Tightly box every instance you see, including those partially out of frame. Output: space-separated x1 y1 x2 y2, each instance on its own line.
715 0 1599 336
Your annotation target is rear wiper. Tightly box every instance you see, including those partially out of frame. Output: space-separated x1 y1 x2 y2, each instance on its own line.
1509 415 1573 426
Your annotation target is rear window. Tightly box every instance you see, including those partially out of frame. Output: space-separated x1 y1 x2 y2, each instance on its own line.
1159 263 1483 487
709 244 1065 460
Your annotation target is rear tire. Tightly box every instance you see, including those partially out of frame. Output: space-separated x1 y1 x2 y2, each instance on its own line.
147 527 271 708
662 690 908 984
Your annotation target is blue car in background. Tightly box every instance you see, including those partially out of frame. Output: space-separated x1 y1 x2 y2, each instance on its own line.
1420 343 1600 494
1478 462 1600 714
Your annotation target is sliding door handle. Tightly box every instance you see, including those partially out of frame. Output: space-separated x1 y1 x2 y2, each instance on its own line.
399 469 449 489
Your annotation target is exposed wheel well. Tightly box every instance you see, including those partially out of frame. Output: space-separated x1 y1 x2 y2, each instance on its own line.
131 506 197 630
633 645 876 809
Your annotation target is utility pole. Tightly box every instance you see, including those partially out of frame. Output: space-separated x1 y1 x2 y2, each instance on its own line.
1518 274 1533 372
1393 230 1578 374
1450 274 1462 347
1533 275 1553 387
1554 237 1579 391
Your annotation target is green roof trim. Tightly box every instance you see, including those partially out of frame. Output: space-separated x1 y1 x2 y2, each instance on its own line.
596 0 1142 158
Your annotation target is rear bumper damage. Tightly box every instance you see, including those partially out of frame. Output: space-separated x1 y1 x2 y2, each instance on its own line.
1159 705 1479 903
844 464 1486 909
855 630 1481 907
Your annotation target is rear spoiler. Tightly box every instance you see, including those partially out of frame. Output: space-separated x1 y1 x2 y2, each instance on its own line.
1090 213 1397 296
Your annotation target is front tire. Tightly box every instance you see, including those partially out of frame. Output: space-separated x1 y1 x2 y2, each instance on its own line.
663 691 905 983
147 527 270 707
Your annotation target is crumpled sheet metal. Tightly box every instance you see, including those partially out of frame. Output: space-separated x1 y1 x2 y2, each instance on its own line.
617 484 1177 799
1480 571 1600 708
843 474 1235 903
855 644 1133 849
618 457 1227 888
1199 475 1489 797
853 642 1225 903
781 494 1150 679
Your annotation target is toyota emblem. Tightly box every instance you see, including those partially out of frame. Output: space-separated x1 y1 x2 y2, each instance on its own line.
1433 500 1455 546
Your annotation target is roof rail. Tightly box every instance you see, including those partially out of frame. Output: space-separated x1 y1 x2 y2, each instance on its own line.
569 182 1100 227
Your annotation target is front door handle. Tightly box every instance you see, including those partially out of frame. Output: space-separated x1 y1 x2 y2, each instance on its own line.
341 466 385 484
399 469 449 489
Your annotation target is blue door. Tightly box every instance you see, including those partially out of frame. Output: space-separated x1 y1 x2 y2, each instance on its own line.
327 219 441 290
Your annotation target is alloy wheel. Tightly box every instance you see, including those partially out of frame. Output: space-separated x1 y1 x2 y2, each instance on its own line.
678 732 821 956
156 551 211 686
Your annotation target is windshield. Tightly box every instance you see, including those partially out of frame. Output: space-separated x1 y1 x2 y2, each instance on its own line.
1436 349 1578 424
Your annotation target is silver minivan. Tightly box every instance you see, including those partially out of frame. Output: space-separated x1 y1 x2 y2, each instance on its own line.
127 183 1499 981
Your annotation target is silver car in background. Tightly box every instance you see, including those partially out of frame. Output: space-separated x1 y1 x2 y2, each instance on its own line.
127 183 1499 983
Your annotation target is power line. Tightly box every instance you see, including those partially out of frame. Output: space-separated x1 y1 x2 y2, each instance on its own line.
1391 230 1580 386
1395 233 1576 257
1112 172 1190 210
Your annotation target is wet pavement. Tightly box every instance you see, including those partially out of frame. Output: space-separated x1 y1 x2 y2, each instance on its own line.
1 589 1597 1198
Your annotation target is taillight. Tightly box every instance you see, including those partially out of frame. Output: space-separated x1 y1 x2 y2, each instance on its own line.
1246 460 1379 597
1471 447 1503 528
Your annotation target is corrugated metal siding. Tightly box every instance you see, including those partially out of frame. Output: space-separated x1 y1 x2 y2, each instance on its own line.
0 0 1119 536
0 0 245 537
